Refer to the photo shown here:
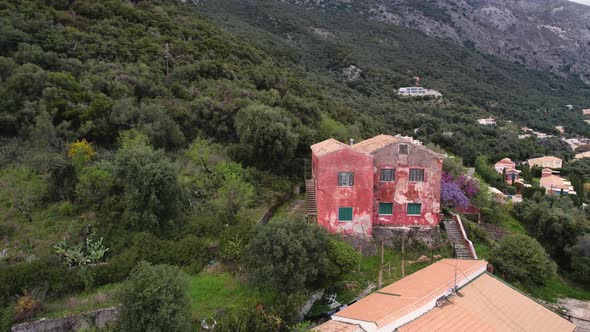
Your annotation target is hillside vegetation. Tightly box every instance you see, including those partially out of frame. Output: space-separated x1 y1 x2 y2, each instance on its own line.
1 0 590 330
200 0 590 163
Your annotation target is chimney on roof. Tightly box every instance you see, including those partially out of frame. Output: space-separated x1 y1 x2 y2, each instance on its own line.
349 138 354 146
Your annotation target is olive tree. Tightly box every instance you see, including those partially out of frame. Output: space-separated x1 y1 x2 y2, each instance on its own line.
118 262 191 332
247 219 329 292
114 130 181 230
235 104 298 170
491 234 556 285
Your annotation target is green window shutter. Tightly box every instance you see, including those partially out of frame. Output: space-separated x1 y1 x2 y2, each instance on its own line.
338 207 353 221
408 203 422 215
379 203 393 215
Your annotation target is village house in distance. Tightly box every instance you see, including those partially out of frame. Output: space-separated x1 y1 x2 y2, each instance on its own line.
527 156 563 169
494 158 521 183
477 117 496 126
309 134 444 236
397 86 442 98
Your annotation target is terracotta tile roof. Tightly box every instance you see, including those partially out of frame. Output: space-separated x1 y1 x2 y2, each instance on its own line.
528 156 562 163
350 134 445 158
576 151 590 159
351 134 401 154
496 158 515 165
311 138 350 157
312 320 365 332
398 273 576 332
540 175 572 191
311 135 444 158
333 259 487 329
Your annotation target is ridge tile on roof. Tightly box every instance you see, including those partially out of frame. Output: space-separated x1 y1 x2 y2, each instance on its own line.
311 138 350 157
351 134 400 154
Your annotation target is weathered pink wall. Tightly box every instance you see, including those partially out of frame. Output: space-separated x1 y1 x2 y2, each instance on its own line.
372 143 442 226
313 149 374 236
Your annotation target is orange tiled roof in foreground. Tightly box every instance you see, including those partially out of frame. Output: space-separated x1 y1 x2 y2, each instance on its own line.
398 273 576 332
332 259 487 331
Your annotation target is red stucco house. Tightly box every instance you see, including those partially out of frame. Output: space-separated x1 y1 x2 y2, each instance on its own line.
309 134 444 236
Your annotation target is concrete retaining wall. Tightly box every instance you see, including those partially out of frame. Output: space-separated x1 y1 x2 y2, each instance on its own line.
372 226 442 248
12 307 119 332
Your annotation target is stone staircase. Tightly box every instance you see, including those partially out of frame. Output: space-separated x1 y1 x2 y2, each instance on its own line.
444 219 474 259
305 179 317 219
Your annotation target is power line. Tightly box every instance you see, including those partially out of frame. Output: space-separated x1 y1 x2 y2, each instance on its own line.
438 260 527 331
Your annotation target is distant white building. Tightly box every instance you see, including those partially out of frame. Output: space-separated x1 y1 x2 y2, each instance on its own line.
477 117 496 125
398 86 442 97
582 109 590 116
533 131 553 139
566 104 574 110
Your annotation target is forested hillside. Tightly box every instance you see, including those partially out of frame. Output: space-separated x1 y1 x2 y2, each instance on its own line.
199 0 590 163
1 0 590 330
0 0 375 328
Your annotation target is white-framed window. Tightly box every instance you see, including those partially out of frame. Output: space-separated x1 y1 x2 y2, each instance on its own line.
338 172 354 186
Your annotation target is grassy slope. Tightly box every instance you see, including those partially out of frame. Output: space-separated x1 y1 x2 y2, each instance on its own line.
37 272 275 321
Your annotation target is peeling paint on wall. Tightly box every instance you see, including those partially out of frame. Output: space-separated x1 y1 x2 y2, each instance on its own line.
311 136 443 236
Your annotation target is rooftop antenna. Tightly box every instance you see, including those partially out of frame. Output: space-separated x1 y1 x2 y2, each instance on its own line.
453 262 458 294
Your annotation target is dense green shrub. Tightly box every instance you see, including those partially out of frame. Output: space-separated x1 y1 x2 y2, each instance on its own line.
247 220 329 292
522 186 545 199
0 257 84 307
113 131 182 231
215 305 282 332
234 104 299 170
513 196 589 268
93 250 138 287
463 221 492 246
118 262 192 332
325 239 361 280
506 186 516 195
491 234 556 285
566 234 590 284
474 156 502 189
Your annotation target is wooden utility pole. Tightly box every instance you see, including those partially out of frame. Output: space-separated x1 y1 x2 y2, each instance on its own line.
164 43 170 77
378 241 384 289
381 242 384 266
388 264 391 280
401 235 405 278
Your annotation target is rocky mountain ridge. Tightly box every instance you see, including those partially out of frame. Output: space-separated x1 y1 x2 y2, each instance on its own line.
285 0 590 85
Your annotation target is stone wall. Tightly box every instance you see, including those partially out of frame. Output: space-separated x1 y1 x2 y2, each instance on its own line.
340 235 377 256
11 307 119 332
372 226 442 249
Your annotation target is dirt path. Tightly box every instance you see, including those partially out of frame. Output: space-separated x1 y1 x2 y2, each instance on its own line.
558 298 590 331
287 199 305 216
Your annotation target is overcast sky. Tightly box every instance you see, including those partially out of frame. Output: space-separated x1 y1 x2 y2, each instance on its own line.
569 0 590 6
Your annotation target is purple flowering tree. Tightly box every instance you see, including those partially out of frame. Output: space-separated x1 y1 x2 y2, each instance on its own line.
441 172 478 208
